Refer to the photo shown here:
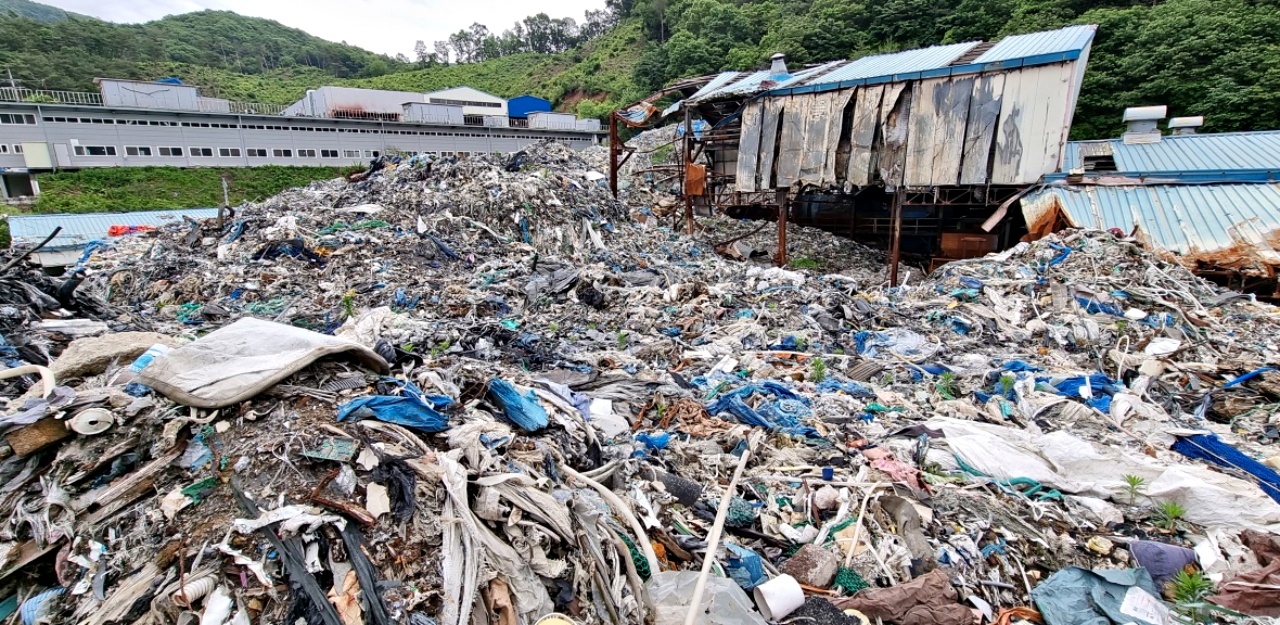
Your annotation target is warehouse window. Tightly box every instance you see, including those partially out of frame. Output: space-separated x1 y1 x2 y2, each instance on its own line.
321 149 339 158
247 148 267 157
297 149 317 158
12 145 22 154
0 113 36 125
362 150 380 158
158 147 183 157
342 150 361 158
73 145 117 156
219 148 242 157
272 149 293 157
125 146 153 156
190 147 214 157
0 145 7 154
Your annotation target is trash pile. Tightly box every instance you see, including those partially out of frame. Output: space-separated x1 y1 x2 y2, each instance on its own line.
0 140 1277 625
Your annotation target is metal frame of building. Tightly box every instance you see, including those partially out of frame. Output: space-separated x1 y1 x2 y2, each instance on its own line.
611 25 1097 283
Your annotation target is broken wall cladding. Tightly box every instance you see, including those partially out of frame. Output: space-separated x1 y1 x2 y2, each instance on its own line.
733 62 1082 193
1021 182 1280 275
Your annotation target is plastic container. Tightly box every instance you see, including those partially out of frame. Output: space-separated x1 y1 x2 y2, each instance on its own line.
752 574 805 620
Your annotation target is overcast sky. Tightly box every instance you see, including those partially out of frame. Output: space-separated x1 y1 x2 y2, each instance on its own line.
35 0 606 57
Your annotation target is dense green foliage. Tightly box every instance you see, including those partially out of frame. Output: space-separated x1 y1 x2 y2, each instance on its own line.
0 0 73 22
31 166 360 214
0 9 409 94
626 0 1280 137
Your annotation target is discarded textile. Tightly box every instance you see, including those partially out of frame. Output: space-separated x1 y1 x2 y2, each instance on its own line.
1030 567 1170 625
834 569 976 625
338 378 453 432
1208 530 1280 617
1128 541 1198 589
487 379 549 431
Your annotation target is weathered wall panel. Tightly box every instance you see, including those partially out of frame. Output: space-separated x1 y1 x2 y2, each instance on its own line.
847 86 884 187
993 64 1074 184
904 80 940 187
757 98 785 189
928 76 974 186
959 73 1005 185
878 83 911 189
775 94 811 187
735 101 765 192
822 90 855 187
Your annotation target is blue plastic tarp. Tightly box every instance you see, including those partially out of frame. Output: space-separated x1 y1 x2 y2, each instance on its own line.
1031 567 1169 625
1172 433 1280 503
705 382 820 438
487 379 549 432
337 378 453 432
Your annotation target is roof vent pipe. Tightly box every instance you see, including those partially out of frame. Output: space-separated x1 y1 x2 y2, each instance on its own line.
770 53 790 80
1168 116 1204 135
1121 105 1167 144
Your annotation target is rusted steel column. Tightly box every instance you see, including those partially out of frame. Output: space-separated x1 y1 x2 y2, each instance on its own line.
608 114 619 199
776 188 789 267
682 108 694 234
889 190 904 286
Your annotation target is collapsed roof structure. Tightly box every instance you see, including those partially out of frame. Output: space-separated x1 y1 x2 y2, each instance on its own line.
612 25 1098 281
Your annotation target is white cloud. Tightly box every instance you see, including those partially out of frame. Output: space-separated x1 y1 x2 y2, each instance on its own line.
35 0 606 57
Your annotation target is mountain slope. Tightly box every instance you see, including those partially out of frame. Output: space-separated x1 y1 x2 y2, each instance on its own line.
0 8 409 93
0 0 74 22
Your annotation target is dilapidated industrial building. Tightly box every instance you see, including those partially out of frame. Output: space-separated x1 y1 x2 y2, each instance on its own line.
614 25 1097 281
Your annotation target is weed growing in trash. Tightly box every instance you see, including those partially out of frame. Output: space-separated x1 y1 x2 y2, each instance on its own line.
1155 500 1187 531
937 371 959 399
810 357 827 383
1122 474 1148 505
1169 569 1215 604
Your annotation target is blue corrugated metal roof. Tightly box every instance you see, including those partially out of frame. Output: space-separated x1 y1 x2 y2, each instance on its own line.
801 43 976 88
9 208 220 250
685 25 1095 102
1022 183 1280 260
973 25 1097 63
1062 131 1280 180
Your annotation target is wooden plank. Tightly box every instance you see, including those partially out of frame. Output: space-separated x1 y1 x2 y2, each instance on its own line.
775 94 811 188
847 85 884 187
735 100 764 192
821 89 855 187
930 76 975 187
757 98 784 189
6 417 70 456
878 83 911 190
904 79 939 187
959 73 1005 185
72 446 183 513
991 68 1027 185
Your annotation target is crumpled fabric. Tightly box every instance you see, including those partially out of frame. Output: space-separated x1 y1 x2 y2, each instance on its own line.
338 378 453 432
1208 530 1280 617
1129 541 1198 589
705 381 820 438
487 379 549 432
833 569 976 625
1030 567 1169 625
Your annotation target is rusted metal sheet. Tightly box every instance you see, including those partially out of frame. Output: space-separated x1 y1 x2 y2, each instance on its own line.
1022 182 1280 275
904 77 974 187
959 73 1005 185
798 91 849 187
847 86 883 187
776 94 811 187
993 64 1074 185
735 100 765 192
878 83 911 190
757 98 785 189
822 90 855 187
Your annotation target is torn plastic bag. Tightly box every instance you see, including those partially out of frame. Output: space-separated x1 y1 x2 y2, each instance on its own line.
1171 432 1280 503
1031 567 1171 625
645 571 766 625
338 378 453 433
1208 529 1280 617
487 379 549 432
926 417 1280 532
139 317 388 408
833 569 976 625
706 381 820 437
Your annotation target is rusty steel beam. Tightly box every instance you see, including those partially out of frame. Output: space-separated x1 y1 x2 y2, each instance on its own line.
608 114 620 199
889 191 904 286
776 188 789 267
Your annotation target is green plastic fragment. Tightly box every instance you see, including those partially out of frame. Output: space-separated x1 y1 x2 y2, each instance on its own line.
833 567 870 595
615 530 651 580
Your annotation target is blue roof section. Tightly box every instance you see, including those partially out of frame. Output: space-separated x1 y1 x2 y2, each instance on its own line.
1023 183 1280 260
686 25 1096 102
1061 131 1280 181
800 43 976 88
973 25 1097 63
9 208 220 250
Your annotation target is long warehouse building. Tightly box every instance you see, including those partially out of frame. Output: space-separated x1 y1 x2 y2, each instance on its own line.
0 79 602 200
